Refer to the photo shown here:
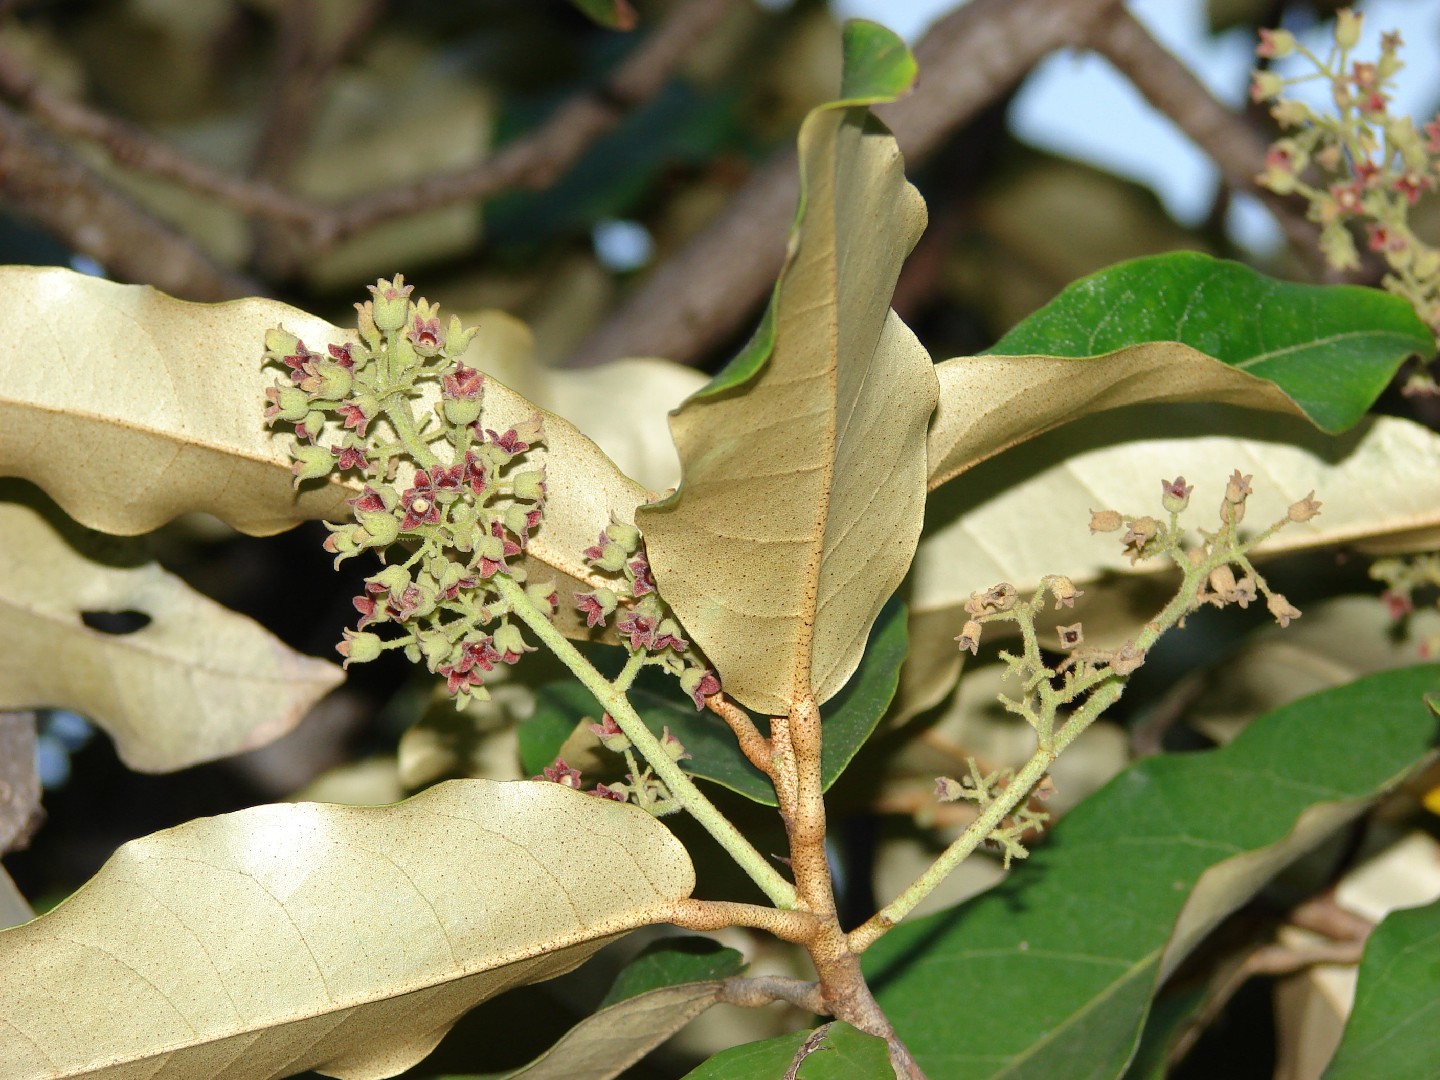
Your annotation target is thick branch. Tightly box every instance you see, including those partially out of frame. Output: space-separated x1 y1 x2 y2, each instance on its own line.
1082 7 1324 267
0 0 732 258
0 102 261 300
567 0 1124 367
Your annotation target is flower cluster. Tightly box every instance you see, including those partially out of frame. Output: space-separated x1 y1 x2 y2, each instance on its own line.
933 759 1049 869
573 517 719 710
1369 551 1440 658
533 720 692 814
1252 11 1440 390
263 275 553 708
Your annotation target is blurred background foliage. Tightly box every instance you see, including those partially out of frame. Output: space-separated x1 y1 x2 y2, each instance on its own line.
2 1 1439 1076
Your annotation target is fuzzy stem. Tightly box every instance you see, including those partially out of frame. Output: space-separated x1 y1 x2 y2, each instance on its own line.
383 395 439 470
493 575 798 909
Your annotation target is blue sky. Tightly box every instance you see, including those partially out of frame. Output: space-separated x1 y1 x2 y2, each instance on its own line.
826 0 1440 253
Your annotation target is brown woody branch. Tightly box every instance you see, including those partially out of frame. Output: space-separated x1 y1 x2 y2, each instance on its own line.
0 102 262 300
566 0 1125 368
707 692 774 778
0 0 735 263
1081 7 1325 269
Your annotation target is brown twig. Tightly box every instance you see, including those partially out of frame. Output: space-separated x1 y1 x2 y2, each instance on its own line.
1082 7 1326 270
0 102 262 300
707 692 774 778
566 0 1125 368
718 974 825 1013
0 0 733 262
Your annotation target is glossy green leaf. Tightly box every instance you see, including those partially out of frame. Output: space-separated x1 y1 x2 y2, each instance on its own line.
1324 898 1440 1079
524 597 907 805
600 936 745 1008
682 1022 893 1078
984 251 1427 433
865 667 1440 1079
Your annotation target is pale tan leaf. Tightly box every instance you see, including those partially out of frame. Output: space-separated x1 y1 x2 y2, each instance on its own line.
910 412 1440 642
0 498 341 771
0 779 694 1080
0 266 353 536
928 342 1303 491
496 981 722 1080
455 311 705 494
0 267 649 634
638 108 938 714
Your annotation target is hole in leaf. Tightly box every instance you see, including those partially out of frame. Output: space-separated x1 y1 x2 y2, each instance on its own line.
80 610 152 635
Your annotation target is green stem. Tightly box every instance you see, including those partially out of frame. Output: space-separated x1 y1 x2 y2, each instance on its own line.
383 395 439 470
492 575 798 909
849 747 1057 953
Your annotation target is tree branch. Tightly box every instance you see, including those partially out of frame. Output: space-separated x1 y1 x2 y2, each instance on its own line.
566 0 1125 368
0 0 734 264
1081 7 1325 269
0 102 262 300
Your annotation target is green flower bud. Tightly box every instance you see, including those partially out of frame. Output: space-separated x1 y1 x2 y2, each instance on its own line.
338 629 383 667
604 518 640 552
370 275 412 331
493 622 533 662
370 564 412 598
1335 8 1361 50
264 327 300 359
443 396 483 427
271 384 311 422
595 542 628 573
512 469 546 503
447 315 478 356
302 411 328 438
315 362 353 400
417 629 453 669
356 510 400 548
355 302 383 349
291 443 335 484
502 505 530 538
526 580 558 613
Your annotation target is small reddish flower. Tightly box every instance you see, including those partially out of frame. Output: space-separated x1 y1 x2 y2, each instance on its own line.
1367 223 1406 253
442 363 483 400
590 784 627 802
652 619 688 653
428 463 466 496
437 661 485 696
327 342 356 368
1352 158 1381 186
350 485 389 514
280 343 323 384
462 450 489 495
399 473 442 530
487 427 532 455
582 531 610 563
687 670 720 710
629 554 656 596
1394 172 1432 205
1382 590 1414 620
455 636 500 674
1330 179 1364 214
537 759 583 788
331 443 368 471
575 589 616 628
409 314 444 354
337 403 370 437
1160 476 1193 513
616 610 657 651
353 592 381 629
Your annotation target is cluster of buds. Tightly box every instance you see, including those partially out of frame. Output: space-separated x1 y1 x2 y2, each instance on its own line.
263 276 554 708
573 517 720 710
533 719 691 814
1369 552 1440 657
1252 11 1440 390
933 758 1050 868
1088 471 1317 634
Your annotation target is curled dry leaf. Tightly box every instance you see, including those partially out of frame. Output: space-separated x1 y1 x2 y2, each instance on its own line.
0 779 694 1080
0 497 341 771
639 92 936 714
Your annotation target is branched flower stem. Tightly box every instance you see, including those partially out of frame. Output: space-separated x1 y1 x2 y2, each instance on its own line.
493 574 799 909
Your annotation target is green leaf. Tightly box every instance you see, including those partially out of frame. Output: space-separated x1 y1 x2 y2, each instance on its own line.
525 597 907 805
988 252 1424 426
838 20 919 105
1324 896 1440 1079
682 1022 893 1078
865 666 1440 1079
601 937 745 1007
927 253 1433 490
